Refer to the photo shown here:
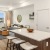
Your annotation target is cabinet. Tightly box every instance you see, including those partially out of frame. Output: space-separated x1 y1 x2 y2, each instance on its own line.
11 31 50 50
42 38 50 50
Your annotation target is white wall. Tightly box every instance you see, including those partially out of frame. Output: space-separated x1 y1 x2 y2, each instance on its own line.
13 5 35 29
13 0 50 29
34 0 50 29
34 0 50 10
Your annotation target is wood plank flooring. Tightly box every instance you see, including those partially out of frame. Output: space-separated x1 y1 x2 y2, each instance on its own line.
0 39 7 50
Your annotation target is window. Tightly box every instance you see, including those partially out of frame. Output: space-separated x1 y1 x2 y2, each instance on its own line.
0 11 5 22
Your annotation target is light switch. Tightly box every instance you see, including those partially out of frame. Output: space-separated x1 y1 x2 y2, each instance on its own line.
46 42 48 46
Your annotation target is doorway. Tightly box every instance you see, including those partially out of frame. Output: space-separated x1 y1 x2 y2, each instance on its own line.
37 9 50 32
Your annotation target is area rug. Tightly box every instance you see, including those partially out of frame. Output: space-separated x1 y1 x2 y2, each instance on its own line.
0 35 6 39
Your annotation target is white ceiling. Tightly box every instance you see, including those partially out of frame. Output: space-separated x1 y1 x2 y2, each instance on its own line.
0 0 34 11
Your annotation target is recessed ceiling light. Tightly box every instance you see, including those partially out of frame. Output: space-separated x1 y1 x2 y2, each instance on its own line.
20 2 29 7
9 7 14 10
19 0 29 4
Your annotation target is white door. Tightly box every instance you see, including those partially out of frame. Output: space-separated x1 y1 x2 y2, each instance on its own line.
37 9 50 32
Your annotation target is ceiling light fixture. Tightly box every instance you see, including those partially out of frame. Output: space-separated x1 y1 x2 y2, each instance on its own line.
20 2 29 7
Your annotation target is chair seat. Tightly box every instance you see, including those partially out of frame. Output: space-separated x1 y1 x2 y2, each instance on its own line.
20 42 38 50
12 38 25 44
6 36 16 39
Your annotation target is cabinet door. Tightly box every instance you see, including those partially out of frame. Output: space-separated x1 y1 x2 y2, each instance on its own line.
47 39 50 50
43 39 50 50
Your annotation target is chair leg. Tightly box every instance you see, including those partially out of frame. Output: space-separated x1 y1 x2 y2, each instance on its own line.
6 39 9 50
10 42 11 50
13 44 15 50
13 44 21 50
16 44 19 50
6 39 12 50
13 44 18 50
18 44 20 50
19 46 23 50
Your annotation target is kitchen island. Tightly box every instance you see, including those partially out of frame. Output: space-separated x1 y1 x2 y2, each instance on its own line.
10 29 50 50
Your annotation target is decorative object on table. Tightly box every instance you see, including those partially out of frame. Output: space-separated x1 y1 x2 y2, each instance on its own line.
17 15 22 23
25 25 30 29
27 29 34 33
2 27 6 30
29 12 34 19
19 25 24 28
12 24 24 28
12 24 19 26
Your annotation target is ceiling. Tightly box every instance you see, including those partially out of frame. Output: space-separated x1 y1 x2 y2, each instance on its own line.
0 0 34 11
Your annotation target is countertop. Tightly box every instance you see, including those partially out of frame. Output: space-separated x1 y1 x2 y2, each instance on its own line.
10 29 50 41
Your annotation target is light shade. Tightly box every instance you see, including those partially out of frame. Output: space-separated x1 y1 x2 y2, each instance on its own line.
7 19 10 27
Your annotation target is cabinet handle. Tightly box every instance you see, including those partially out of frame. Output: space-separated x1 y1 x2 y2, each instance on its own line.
46 42 48 46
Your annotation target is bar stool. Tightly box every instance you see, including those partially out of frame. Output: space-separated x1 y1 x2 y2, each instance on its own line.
12 38 25 50
6 36 17 50
20 42 38 50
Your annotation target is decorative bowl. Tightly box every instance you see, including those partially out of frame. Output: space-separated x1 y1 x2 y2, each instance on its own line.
27 29 34 33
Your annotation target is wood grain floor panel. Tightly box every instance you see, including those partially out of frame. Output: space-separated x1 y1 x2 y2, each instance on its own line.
0 39 8 50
